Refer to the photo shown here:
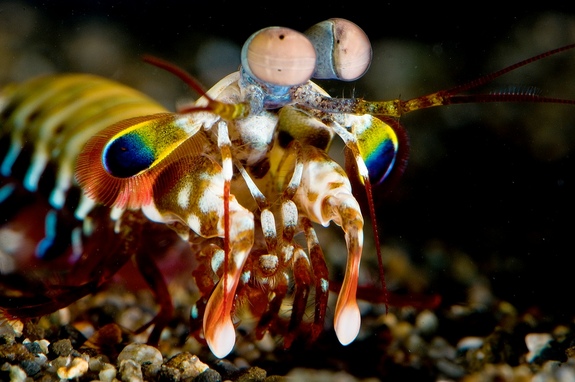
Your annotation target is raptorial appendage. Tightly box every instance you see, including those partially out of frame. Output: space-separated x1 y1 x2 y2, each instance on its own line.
182 136 368 355
141 146 256 358
275 143 366 347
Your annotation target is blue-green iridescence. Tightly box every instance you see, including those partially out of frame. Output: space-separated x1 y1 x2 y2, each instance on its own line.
35 210 59 259
0 184 15 203
365 138 397 185
103 133 155 178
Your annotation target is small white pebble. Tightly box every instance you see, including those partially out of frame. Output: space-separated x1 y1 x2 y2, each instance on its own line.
89 356 112 372
457 336 484 352
184 354 209 375
118 343 163 373
34 353 48 366
415 309 438 335
525 333 552 362
162 352 209 379
556 360 575 381
36 339 50 354
119 359 143 381
532 360 565 382
99 363 117 382
57 357 89 379
6 320 24 337
0 318 23 337
51 355 71 370
8 364 27 382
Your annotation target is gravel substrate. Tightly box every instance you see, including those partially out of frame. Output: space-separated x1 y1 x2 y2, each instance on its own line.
2 261 575 382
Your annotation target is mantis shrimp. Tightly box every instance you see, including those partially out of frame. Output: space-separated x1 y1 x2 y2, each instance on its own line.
1 18 574 359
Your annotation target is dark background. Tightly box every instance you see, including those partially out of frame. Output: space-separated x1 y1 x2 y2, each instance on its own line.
2 1 575 325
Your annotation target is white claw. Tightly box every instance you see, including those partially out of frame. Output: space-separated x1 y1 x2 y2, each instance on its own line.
206 317 236 359
334 301 361 346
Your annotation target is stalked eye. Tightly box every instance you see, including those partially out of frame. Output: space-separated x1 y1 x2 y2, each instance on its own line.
305 18 372 81
103 132 155 178
241 26 317 86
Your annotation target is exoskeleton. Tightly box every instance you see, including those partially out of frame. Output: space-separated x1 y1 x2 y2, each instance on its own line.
1 18 574 359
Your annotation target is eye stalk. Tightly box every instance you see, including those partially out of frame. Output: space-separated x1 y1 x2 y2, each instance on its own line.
305 18 372 81
241 26 317 87
239 19 372 111
241 19 372 87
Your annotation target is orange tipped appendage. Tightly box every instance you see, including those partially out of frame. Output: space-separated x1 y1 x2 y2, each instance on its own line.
334 225 363 345
202 204 254 358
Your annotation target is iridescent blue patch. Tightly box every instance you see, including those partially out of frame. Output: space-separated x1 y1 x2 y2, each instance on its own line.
365 138 397 185
103 133 155 178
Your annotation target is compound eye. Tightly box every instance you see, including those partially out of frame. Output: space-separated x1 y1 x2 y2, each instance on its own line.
241 26 317 86
305 18 372 81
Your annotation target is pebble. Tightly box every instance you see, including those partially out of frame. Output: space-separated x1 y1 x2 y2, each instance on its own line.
158 352 211 380
236 366 267 382
415 309 439 335
88 355 107 370
118 358 143 381
99 363 117 382
213 358 241 379
118 343 163 372
36 339 50 354
457 336 484 352
50 339 73 357
23 340 43 355
0 333 16 346
20 359 41 376
525 333 553 362
2 320 23 338
56 356 89 379
194 368 223 382
4 364 27 382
